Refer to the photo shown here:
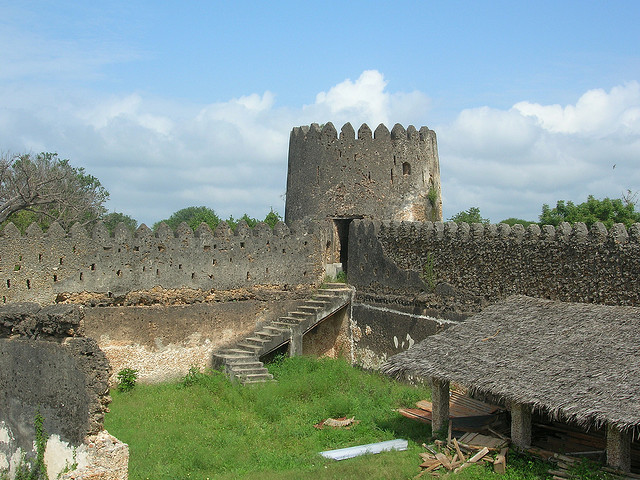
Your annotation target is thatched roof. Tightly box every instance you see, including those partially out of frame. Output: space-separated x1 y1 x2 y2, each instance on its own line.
381 295 640 433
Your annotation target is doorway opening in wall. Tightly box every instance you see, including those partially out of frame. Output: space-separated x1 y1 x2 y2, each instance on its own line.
332 216 362 275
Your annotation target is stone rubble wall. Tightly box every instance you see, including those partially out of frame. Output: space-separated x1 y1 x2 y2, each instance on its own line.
0 303 125 479
347 219 640 368
0 219 323 305
285 122 442 224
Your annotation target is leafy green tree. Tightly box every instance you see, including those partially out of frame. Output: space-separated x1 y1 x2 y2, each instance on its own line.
448 207 489 224
102 212 139 234
263 208 282 228
0 152 109 230
539 195 640 229
153 206 220 231
500 218 536 227
226 213 258 231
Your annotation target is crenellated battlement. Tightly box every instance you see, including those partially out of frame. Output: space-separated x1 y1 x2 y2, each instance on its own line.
285 122 442 225
348 219 640 309
0 220 323 304
289 122 437 144
375 220 640 245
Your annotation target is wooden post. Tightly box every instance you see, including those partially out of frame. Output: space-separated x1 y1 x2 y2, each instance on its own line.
606 424 631 472
510 403 532 448
431 377 449 435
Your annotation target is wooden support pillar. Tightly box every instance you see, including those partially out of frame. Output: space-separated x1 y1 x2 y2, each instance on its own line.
289 328 303 357
510 403 532 448
606 424 631 472
431 377 449 435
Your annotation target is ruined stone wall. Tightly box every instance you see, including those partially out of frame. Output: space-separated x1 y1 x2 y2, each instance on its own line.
0 303 117 478
350 219 640 312
0 219 322 305
347 219 640 368
285 122 442 224
81 286 314 383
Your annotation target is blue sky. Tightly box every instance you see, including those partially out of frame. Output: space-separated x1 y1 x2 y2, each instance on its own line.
1 1 639 225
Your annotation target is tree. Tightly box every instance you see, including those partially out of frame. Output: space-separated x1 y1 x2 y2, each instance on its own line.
153 206 220 231
448 207 489 224
0 152 109 230
263 208 282 228
226 213 258 231
102 212 138 234
539 195 640 229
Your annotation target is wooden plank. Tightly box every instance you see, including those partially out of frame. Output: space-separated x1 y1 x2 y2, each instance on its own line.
435 452 452 470
494 447 507 474
468 447 490 463
453 438 466 463
419 459 440 468
454 447 490 473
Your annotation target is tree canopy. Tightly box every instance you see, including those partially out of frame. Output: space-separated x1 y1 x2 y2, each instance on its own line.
153 206 221 232
154 207 283 232
0 152 109 231
102 212 139 234
539 195 640 229
448 207 489 224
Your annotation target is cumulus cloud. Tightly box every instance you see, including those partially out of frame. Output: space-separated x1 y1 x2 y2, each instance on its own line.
0 65 638 227
513 82 640 136
438 82 640 222
303 70 431 129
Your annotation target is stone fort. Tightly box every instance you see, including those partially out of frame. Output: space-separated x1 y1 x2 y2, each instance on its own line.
1 121 639 477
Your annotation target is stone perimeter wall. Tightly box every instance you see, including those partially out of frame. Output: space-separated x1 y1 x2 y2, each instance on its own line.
347 219 640 368
350 219 640 312
0 304 126 479
0 219 323 305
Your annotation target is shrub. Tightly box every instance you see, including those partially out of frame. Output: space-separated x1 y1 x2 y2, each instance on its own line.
117 368 139 392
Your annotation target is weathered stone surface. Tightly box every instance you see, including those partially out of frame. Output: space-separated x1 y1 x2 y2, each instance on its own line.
285 123 442 224
0 303 112 473
0 220 323 304
60 430 129 480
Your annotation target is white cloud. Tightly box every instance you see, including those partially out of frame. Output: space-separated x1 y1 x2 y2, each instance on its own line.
438 82 640 222
304 70 431 129
0 67 638 227
513 81 640 136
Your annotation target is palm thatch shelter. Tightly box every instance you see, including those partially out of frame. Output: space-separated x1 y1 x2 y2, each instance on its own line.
381 295 640 472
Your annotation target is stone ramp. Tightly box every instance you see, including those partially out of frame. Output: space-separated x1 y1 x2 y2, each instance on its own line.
213 283 352 384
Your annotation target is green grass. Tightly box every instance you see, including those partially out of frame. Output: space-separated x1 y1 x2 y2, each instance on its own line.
105 356 432 479
105 356 566 479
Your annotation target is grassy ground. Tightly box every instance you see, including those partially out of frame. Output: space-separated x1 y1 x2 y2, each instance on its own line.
105 356 556 479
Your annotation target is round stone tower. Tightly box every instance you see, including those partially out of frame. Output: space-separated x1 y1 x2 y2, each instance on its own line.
284 121 442 270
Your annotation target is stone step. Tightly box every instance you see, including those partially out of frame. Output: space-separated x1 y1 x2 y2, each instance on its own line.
279 316 302 323
271 321 295 329
240 373 274 383
263 325 288 333
216 354 258 365
242 378 275 385
306 299 328 306
236 342 262 353
255 331 279 340
313 294 336 300
232 366 269 376
245 336 271 345
289 310 312 317
299 305 321 313
220 348 255 355
229 360 263 369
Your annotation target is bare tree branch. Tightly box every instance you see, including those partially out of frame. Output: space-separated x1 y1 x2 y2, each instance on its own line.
0 152 109 230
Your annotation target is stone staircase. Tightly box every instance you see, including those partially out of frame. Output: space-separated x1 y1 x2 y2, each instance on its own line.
213 283 352 384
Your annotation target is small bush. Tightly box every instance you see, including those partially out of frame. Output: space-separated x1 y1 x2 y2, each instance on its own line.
117 367 138 392
181 366 206 387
